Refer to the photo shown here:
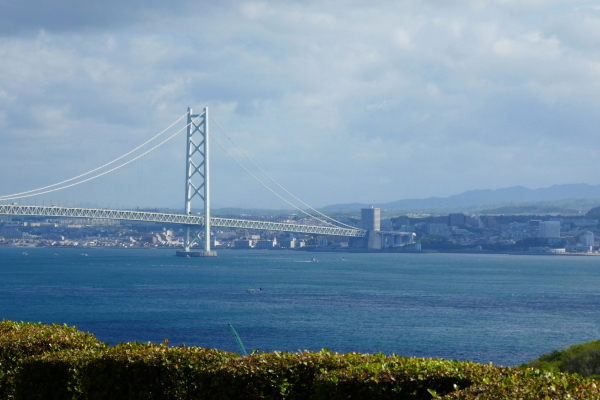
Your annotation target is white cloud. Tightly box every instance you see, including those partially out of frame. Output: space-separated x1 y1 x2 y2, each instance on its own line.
392 28 414 49
1 0 600 208
240 2 273 20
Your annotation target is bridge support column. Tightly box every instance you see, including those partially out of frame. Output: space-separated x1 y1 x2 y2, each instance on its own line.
177 107 217 258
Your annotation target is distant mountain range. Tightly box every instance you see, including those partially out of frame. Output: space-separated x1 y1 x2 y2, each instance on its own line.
322 184 600 214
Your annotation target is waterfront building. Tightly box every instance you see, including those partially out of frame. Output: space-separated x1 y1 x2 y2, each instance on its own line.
399 225 416 232
279 238 297 248
539 221 561 238
380 218 393 230
234 240 255 249
482 217 498 228
0 227 23 239
580 231 595 246
360 207 380 231
465 216 483 228
529 246 566 254
255 239 276 249
566 243 593 253
425 223 451 237
448 213 466 226
394 216 410 228
317 237 329 247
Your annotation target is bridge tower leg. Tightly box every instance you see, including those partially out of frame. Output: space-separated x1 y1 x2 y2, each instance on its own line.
176 107 217 257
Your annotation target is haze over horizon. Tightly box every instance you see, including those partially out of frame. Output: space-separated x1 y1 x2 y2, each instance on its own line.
1 1 600 209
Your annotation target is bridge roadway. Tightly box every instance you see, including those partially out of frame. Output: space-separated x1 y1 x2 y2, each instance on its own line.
0 205 367 237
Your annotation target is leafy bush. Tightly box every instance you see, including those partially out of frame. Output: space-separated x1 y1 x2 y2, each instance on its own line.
17 342 234 400
15 348 103 400
203 349 355 400
522 339 600 379
80 342 233 400
3 320 600 399
444 367 600 399
0 320 105 400
313 357 479 400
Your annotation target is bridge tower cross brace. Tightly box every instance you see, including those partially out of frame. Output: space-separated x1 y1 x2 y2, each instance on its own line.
178 107 217 257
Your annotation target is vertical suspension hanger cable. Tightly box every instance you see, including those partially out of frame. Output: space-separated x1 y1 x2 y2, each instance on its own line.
209 133 334 226
209 116 357 230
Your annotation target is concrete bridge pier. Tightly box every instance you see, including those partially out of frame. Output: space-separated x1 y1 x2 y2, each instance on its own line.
176 250 217 257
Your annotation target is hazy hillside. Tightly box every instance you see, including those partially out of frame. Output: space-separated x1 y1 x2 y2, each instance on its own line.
322 184 600 213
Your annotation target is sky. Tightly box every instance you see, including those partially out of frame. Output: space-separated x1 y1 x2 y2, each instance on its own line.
1 0 600 209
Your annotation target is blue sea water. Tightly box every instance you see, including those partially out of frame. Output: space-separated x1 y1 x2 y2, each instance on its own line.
1 246 600 366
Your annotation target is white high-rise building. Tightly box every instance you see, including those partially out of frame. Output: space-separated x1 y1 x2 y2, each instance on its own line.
581 231 595 246
360 207 380 231
539 221 561 238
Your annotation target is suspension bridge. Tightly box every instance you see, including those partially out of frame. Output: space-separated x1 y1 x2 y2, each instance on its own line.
0 108 370 257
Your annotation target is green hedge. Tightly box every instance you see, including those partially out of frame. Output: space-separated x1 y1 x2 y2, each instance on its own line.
3 320 600 399
202 350 359 400
522 339 600 380
443 367 600 399
0 320 105 400
15 348 102 400
313 357 479 400
17 342 233 400
79 342 233 400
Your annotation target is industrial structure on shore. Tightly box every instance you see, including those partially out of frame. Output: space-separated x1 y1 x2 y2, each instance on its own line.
348 206 416 250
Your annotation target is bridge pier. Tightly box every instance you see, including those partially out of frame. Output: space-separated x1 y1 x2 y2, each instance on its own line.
176 250 217 257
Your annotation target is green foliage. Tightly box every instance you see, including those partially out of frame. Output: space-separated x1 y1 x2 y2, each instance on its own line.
444 367 600 399
204 349 357 400
522 339 600 380
0 320 105 400
3 320 600 399
313 356 479 400
79 342 233 400
15 347 104 400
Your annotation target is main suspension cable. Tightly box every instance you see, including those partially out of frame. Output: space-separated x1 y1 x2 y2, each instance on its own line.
209 133 334 227
1 115 200 201
210 116 357 230
0 112 188 200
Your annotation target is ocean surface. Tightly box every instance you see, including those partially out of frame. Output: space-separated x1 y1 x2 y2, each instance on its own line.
2 247 600 366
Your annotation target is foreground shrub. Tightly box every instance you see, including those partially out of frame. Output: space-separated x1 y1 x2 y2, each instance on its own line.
443 367 600 399
203 350 357 400
17 342 234 400
15 348 103 400
0 320 105 400
314 357 482 400
4 320 600 399
80 342 233 400
523 339 600 379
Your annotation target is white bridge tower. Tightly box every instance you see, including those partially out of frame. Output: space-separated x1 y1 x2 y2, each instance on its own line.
176 107 217 257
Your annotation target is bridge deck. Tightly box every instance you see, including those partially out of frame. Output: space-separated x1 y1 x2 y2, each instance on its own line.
0 205 366 237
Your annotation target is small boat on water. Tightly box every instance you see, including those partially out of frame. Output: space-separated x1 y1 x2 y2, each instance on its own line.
311 258 318 262
247 288 263 293
81 253 89 257
22 252 28 256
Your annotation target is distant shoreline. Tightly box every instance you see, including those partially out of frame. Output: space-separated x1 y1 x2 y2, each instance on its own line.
2 244 599 257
